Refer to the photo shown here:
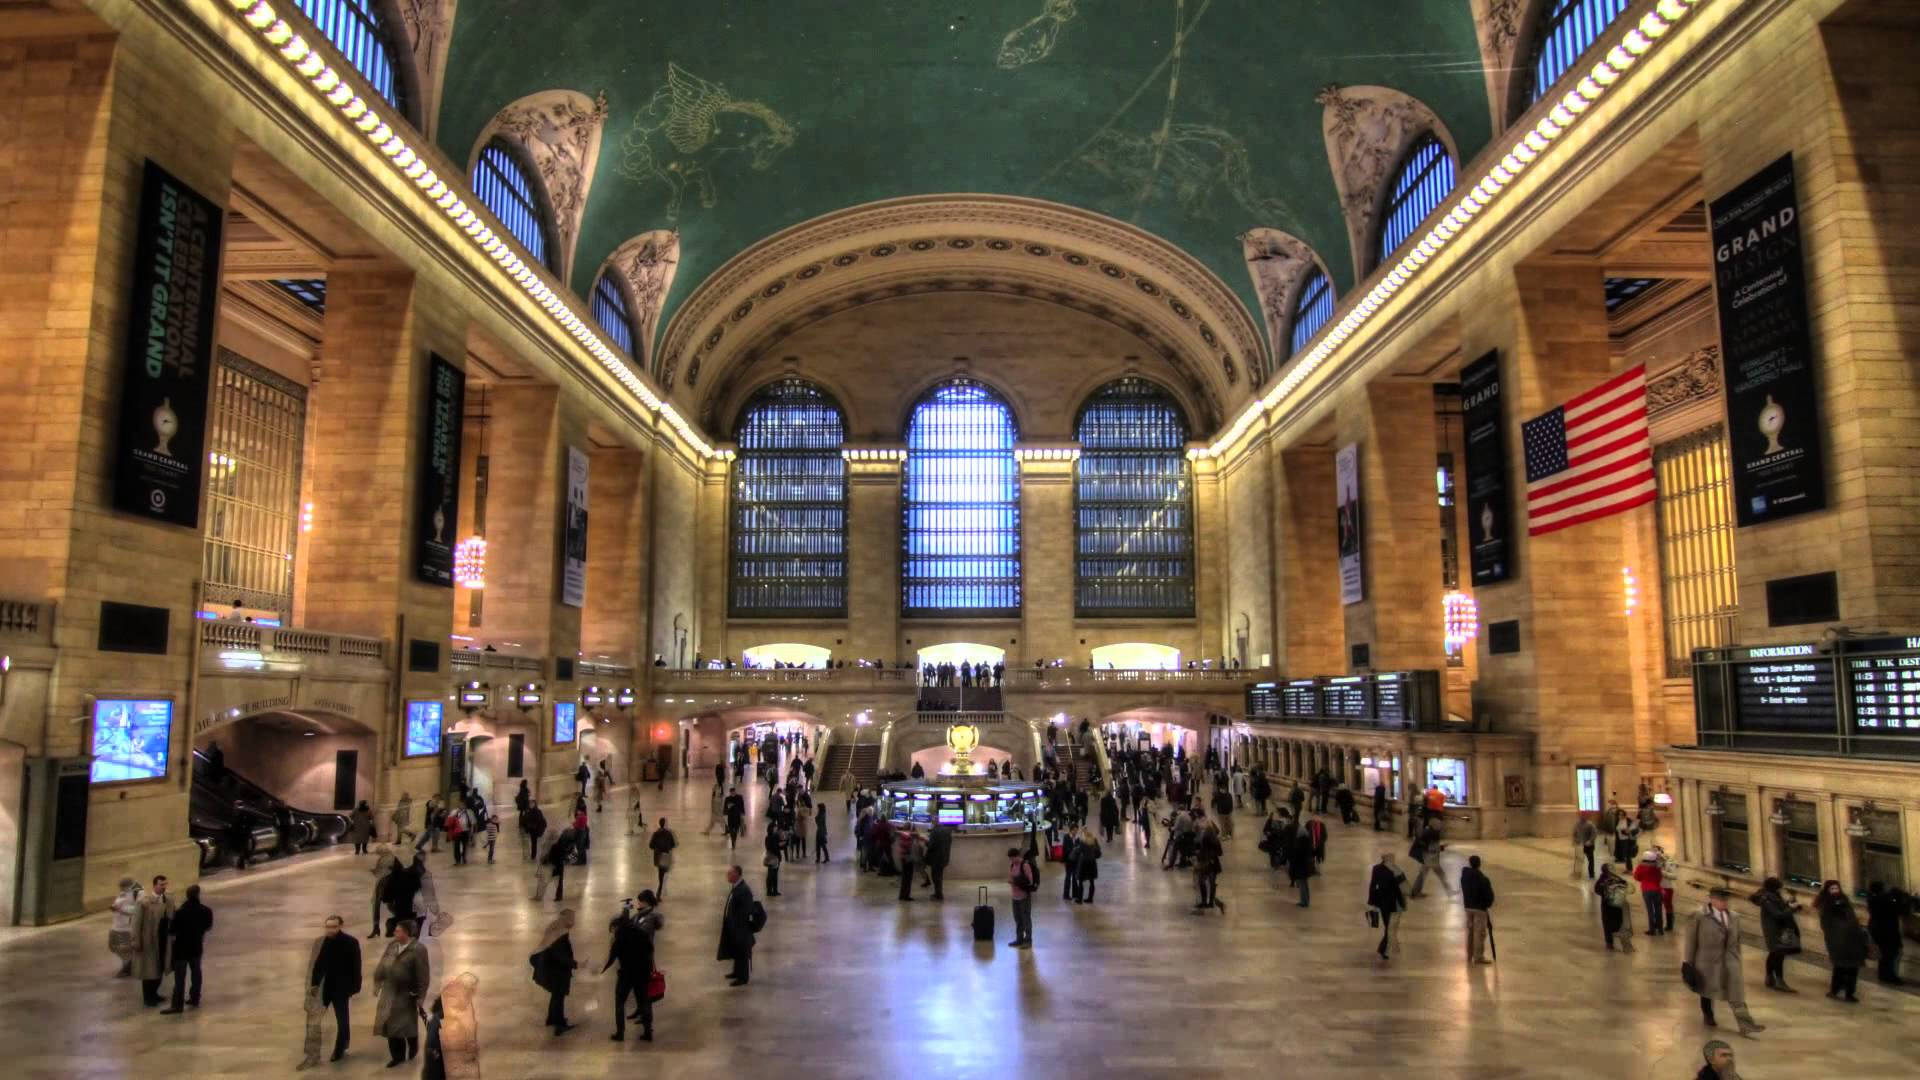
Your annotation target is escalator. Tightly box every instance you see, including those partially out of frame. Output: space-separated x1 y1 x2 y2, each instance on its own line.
190 749 349 869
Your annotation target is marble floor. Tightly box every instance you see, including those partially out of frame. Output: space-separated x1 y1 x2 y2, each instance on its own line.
4 779 1918 1079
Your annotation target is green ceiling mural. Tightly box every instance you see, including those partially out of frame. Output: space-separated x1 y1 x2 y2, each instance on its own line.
437 0 1491 355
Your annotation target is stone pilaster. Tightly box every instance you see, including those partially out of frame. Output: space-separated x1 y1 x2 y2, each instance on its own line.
1334 381 1445 672
1018 450 1077 664
582 447 649 668
1274 446 1346 675
845 455 902 663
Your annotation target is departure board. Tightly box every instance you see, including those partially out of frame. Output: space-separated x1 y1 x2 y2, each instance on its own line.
1842 635 1920 733
1730 645 1837 732
1374 673 1410 727
1245 683 1282 719
1282 680 1320 719
1320 677 1373 720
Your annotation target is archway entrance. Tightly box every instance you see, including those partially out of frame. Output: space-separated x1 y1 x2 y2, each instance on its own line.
741 643 832 669
193 710 369 863
1090 642 1182 670
1098 705 1206 759
916 642 1006 674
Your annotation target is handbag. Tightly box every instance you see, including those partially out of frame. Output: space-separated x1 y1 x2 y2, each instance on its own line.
1367 908 1381 929
1776 925 1801 953
1680 961 1702 993
647 968 666 1003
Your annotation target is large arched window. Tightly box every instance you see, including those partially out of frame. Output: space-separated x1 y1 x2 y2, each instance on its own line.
289 1 407 115
1075 378 1194 616
1527 0 1634 105
471 139 554 271
903 380 1021 617
1376 135 1456 268
1288 267 1335 358
730 380 848 616
589 271 636 356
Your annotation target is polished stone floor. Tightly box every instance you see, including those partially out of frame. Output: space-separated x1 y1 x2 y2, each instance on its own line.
5 778 1919 1079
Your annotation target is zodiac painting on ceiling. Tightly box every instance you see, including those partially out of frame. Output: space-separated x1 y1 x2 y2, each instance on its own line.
617 63 796 223
998 0 1079 69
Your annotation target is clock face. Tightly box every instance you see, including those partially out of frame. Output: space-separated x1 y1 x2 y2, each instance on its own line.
946 724 979 755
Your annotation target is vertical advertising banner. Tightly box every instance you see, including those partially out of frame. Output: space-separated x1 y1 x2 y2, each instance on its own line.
414 354 465 586
112 161 225 527
1710 153 1827 526
1336 442 1363 605
1460 350 1514 585
561 445 589 608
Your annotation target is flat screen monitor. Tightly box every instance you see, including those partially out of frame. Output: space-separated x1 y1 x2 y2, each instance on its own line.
90 698 172 782
404 700 444 758
936 806 964 825
554 701 578 744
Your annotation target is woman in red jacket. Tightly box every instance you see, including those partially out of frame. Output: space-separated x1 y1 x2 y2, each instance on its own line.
1632 851 1665 937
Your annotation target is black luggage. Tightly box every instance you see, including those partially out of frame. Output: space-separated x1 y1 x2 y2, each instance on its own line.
971 886 994 942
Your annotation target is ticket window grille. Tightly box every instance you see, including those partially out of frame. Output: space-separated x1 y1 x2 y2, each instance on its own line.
1779 800 1822 887
1856 809 1906 893
1713 793 1752 874
1655 425 1739 676
202 349 307 616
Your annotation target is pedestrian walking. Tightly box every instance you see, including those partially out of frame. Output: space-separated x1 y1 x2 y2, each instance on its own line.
1866 882 1912 986
649 818 677 898
1460 855 1495 963
1633 850 1667 936
531 909 579 1035
158 884 212 1013
1367 853 1407 960
814 801 831 863
1749 877 1803 993
717 866 759 985
1597 862 1636 952
1571 812 1597 879
373 920 430 1067
603 892 662 1042
1815 879 1869 1002
348 801 374 855
298 914 360 1069
1684 887 1765 1036
109 878 140 977
1007 846 1036 948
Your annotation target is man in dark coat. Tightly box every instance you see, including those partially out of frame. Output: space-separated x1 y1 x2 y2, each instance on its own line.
925 823 954 901
1866 881 1912 986
717 865 757 986
301 914 362 1067
1460 854 1496 963
160 884 213 1013
522 804 546 862
603 892 663 1041
723 788 747 849
1098 792 1121 844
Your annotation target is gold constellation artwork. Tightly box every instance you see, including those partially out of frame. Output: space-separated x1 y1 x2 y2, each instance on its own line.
617 63 796 223
997 0 1079 70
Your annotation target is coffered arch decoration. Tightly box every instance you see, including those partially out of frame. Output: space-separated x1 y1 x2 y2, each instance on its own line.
597 229 681 377
469 88 610 288
1316 84 1457 284
663 195 1264 427
1240 228 1331 376
397 0 459 140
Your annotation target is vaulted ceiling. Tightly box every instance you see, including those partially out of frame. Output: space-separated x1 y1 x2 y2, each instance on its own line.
433 0 1496 409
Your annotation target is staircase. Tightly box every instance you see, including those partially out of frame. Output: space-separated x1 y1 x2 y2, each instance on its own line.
818 743 881 790
1070 745 1105 791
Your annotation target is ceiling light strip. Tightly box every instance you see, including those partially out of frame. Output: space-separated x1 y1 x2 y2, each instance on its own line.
222 0 720 459
1197 0 1705 460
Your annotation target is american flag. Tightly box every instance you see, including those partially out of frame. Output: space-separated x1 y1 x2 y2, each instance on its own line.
1522 365 1656 536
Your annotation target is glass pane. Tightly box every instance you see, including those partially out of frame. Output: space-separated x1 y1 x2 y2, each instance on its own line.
902 380 1021 617
729 380 848 616
1655 425 1739 675
202 349 306 617
472 142 550 270
1073 378 1193 617
289 0 404 113
1377 136 1456 264
1530 0 1636 104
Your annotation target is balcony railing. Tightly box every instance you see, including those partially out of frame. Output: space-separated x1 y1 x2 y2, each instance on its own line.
449 651 545 674
648 665 1260 692
1002 667 1261 690
198 619 387 667
576 660 636 680
913 710 1009 725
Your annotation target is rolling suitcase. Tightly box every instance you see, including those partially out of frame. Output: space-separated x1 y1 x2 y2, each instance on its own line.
971 886 994 942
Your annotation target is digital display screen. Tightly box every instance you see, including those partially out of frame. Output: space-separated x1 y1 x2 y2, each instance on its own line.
1847 649 1920 732
90 699 172 782
404 700 444 757
1282 680 1320 719
937 806 964 825
1245 683 1282 718
1320 677 1373 720
553 702 577 744
1375 673 1409 726
1732 657 1836 732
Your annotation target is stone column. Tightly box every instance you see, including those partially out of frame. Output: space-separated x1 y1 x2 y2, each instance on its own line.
1190 450 1230 665
695 453 729 660
1274 446 1346 674
1334 381 1445 672
647 436 702 668
1217 439 1273 668
1018 450 1077 665
582 447 649 668
845 454 902 663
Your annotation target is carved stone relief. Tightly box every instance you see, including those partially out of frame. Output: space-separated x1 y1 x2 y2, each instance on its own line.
474 89 610 287
396 0 458 137
1646 344 1722 417
1316 83 1453 281
1240 227 1320 367
1469 0 1527 132
602 230 682 379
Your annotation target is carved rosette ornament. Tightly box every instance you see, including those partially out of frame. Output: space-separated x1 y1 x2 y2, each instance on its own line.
1645 345 1723 417
1316 84 1454 280
474 89 611 287
1240 227 1321 364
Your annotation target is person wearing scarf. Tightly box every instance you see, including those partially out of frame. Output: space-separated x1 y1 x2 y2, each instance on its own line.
530 909 578 1035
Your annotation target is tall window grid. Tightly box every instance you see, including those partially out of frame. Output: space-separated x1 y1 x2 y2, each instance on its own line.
472 140 551 271
1654 424 1739 677
203 349 307 615
902 380 1021 617
1074 378 1194 617
730 380 848 616
1289 267 1335 358
288 0 405 113
1376 136 1456 268
1529 0 1635 105
590 272 636 356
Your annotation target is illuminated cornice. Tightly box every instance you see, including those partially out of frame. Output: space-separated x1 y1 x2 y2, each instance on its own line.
219 0 721 459
1195 0 1708 460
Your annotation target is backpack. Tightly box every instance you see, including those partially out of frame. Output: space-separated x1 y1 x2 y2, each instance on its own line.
746 899 768 934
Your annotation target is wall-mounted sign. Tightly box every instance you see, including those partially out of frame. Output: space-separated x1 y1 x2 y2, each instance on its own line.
1460 350 1513 585
113 161 224 528
582 687 605 706
1710 153 1827 526
404 700 444 758
561 446 588 608
1335 442 1363 605
457 683 489 707
616 687 636 707
553 701 577 744
413 353 465 586
90 698 174 783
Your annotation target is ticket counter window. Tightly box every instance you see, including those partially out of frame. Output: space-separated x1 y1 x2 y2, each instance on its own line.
1780 800 1821 887
1713 793 1751 874
1425 758 1467 805
1857 809 1906 893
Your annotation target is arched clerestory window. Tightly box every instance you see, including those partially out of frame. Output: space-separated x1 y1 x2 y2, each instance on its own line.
1527 0 1635 106
1074 378 1194 617
589 271 637 357
902 380 1021 617
1288 267 1336 359
288 1 409 118
1376 135 1456 270
471 139 555 271
730 380 848 616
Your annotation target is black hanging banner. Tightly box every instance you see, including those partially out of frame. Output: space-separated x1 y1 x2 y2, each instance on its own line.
1460 350 1513 585
414 353 465 587
1710 153 1827 526
112 161 224 527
